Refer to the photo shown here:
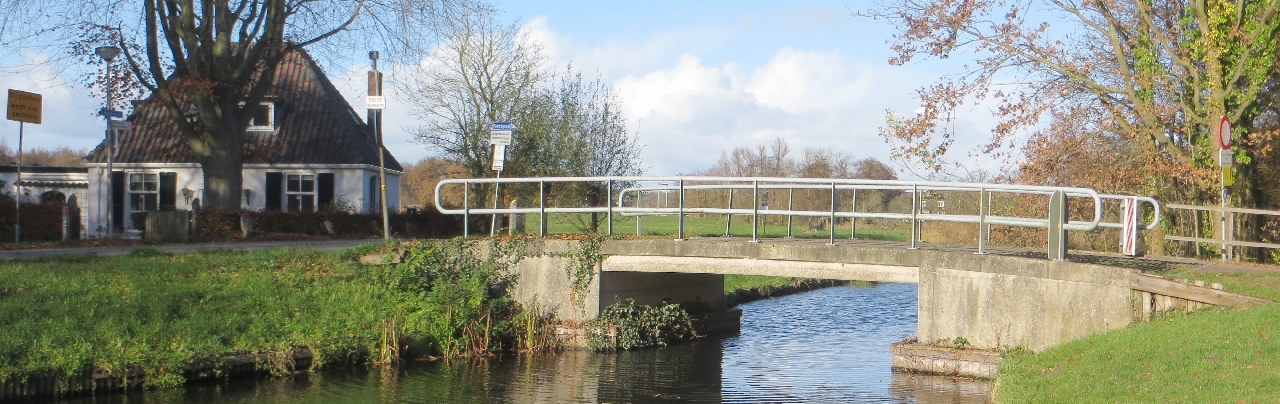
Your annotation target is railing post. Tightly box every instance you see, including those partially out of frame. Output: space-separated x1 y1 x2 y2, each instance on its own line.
606 179 613 236
976 186 987 255
751 179 760 242
786 188 794 238
910 183 918 249
636 191 643 236
1047 190 1067 261
987 191 993 243
677 179 686 240
850 188 858 240
725 188 733 236
539 180 547 236
463 182 470 238
828 181 837 246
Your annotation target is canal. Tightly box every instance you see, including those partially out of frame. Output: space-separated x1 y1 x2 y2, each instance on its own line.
56 283 991 403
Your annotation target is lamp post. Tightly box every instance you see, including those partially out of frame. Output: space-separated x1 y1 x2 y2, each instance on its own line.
95 46 121 237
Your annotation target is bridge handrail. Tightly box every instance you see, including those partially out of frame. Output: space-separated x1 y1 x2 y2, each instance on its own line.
433 176 1160 257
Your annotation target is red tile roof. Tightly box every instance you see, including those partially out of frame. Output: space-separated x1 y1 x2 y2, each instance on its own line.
87 48 403 171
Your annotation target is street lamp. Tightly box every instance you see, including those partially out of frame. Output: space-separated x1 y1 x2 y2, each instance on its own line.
96 46 121 237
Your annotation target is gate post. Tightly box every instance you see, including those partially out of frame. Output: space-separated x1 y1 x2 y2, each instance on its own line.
1047 190 1068 261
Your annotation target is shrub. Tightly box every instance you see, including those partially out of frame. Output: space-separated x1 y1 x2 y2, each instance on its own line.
195 209 460 241
585 299 696 351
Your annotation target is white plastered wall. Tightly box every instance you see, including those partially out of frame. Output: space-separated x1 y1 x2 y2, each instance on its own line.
84 164 204 238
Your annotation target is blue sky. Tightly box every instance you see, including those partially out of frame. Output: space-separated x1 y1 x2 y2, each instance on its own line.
0 1 999 176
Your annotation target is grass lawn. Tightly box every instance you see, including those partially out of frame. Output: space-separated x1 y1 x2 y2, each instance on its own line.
516 213 910 241
995 304 1280 403
0 240 531 390
1168 270 1280 301
723 274 800 295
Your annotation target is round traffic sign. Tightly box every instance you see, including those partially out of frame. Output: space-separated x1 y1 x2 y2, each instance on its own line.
1218 116 1232 150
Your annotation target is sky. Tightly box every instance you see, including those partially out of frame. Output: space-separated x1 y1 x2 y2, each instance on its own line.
0 1 1001 177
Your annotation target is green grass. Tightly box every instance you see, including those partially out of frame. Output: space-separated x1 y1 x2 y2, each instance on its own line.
723 274 802 295
516 213 910 241
1168 270 1280 301
995 304 1280 402
0 240 530 390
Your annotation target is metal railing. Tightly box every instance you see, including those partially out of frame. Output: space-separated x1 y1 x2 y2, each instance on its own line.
1164 204 1280 261
434 176 1161 258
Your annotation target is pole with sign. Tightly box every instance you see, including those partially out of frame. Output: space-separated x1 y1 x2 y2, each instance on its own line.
489 122 513 236
368 51 390 240
1217 116 1233 261
7 89 41 243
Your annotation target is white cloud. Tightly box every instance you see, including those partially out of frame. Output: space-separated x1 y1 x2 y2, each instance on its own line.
612 48 918 175
521 16 707 82
745 47 874 114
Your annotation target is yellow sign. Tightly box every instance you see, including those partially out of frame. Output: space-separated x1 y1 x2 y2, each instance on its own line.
1223 167 1235 187
6 89 42 124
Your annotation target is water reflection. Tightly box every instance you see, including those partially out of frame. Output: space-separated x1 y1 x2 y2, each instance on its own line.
50 283 991 403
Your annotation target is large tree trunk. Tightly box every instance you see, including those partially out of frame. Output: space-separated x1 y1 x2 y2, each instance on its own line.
197 126 246 210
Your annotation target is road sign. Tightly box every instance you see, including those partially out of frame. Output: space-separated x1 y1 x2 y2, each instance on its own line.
109 120 133 131
1217 115 1232 150
1213 148 1233 166
366 96 385 110
490 121 513 145
97 108 123 118
491 144 506 171
6 89 41 124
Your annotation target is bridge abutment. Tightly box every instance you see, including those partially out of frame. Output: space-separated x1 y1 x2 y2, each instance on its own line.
915 252 1132 351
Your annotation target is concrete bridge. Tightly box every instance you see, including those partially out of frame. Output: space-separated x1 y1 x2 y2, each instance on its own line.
438 176 1266 352
508 238 1265 352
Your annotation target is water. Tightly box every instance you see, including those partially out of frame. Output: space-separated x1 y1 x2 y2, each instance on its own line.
55 283 991 403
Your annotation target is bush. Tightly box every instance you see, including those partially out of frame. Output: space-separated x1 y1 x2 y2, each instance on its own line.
0 195 70 242
195 209 460 241
585 299 696 351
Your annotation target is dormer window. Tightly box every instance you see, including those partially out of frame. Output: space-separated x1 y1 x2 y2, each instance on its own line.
246 102 275 131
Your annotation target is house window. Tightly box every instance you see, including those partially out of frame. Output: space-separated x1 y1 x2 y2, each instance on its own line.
286 174 315 212
247 102 274 131
127 173 159 229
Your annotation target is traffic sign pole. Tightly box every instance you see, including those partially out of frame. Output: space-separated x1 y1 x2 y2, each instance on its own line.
8 89 43 243
14 121 21 243
1217 116 1233 262
488 122 513 236
368 52 389 241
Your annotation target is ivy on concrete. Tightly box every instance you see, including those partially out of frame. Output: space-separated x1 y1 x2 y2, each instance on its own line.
585 299 696 351
554 234 608 310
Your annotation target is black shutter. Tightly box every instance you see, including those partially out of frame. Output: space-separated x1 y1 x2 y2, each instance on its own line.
317 173 334 210
265 172 283 211
159 172 177 211
110 171 125 231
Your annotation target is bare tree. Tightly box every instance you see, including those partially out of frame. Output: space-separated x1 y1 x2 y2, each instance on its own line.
405 14 645 230
0 0 478 209
406 10 547 180
694 136 794 177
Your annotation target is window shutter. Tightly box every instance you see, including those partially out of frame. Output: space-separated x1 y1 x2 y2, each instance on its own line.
265 172 283 211
110 171 125 231
159 172 177 211
318 173 335 210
